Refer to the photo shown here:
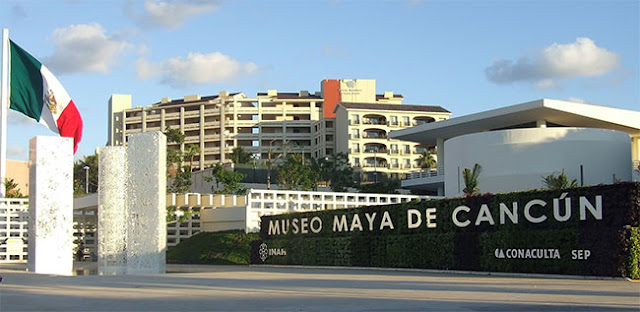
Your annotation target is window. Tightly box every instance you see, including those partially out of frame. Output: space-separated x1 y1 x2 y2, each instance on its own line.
353 158 360 167
390 116 398 125
325 120 334 128
351 129 360 139
252 140 260 147
351 114 360 124
252 127 259 134
403 116 410 126
404 145 411 154
351 143 360 153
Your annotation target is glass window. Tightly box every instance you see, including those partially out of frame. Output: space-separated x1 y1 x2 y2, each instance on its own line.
351 114 360 124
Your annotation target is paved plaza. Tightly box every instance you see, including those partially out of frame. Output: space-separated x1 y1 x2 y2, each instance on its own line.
0 263 637 311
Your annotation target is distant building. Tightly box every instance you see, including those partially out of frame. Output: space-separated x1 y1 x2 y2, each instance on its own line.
6 159 29 197
108 79 451 182
390 99 640 197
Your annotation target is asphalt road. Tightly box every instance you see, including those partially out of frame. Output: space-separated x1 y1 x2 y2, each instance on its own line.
0 263 637 311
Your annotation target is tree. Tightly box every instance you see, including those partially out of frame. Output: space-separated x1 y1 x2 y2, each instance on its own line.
184 144 200 171
311 153 356 192
164 126 185 144
358 174 400 194
542 169 578 190
462 163 482 195
4 178 25 198
206 163 247 195
276 154 318 191
73 153 99 196
229 146 252 164
164 127 193 193
419 151 437 169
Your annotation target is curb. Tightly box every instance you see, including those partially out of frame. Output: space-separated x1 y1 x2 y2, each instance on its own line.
250 264 631 281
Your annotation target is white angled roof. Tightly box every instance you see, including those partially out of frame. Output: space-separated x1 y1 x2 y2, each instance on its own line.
389 99 640 145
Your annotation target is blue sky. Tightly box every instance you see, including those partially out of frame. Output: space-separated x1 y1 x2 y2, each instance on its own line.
2 0 638 161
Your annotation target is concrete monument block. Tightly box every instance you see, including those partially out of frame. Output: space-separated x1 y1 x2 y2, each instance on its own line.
27 136 73 275
126 132 167 274
98 146 127 275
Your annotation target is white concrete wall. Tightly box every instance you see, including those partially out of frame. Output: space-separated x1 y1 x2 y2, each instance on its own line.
98 146 128 275
201 207 246 232
126 132 166 274
444 128 632 197
27 136 74 275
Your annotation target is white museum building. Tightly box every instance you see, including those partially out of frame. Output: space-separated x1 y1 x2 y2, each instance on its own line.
391 99 640 197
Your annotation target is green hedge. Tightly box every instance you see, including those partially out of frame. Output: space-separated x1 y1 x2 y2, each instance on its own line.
168 230 259 264
254 182 640 277
629 227 640 279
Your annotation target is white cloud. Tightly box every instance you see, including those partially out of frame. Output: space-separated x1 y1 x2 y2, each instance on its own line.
8 110 36 126
45 23 131 74
323 46 349 58
136 52 258 87
128 0 221 29
485 37 619 88
7 145 26 159
567 97 587 103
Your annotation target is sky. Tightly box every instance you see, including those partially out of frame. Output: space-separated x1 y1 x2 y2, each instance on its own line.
1 0 638 161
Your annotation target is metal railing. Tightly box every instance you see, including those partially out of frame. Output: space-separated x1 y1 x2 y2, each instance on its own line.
245 189 436 232
0 198 29 262
405 168 443 180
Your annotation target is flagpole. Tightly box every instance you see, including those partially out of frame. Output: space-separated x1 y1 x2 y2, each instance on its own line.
0 29 9 198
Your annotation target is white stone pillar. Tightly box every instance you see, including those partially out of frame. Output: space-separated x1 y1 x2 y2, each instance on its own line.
98 146 127 275
126 132 167 274
27 136 73 276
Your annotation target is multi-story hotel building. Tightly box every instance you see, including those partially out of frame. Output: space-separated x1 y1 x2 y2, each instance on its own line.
108 79 451 182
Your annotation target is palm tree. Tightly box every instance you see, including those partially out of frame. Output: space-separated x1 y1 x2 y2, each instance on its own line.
462 163 482 195
419 151 437 169
542 169 578 190
229 146 252 164
184 144 200 171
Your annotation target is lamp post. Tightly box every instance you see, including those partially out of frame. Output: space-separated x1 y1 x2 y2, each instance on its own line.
83 166 90 194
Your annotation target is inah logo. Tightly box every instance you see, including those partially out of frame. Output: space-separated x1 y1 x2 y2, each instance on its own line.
495 249 505 259
258 243 287 262
259 243 269 262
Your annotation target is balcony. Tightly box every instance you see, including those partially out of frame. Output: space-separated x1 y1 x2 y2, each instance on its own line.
363 149 388 154
362 120 387 125
362 134 387 139
405 168 442 179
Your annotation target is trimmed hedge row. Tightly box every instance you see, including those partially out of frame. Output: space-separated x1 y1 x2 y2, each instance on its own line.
168 230 259 264
253 182 640 277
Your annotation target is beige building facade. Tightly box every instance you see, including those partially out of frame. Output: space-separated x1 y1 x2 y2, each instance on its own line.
108 79 451 182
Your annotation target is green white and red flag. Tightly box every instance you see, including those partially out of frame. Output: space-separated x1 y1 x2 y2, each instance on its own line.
8 40 83 153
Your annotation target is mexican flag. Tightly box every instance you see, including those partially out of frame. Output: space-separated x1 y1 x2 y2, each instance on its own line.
8 40 82 153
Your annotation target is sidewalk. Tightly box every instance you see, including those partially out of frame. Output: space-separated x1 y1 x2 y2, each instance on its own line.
0 262 637 311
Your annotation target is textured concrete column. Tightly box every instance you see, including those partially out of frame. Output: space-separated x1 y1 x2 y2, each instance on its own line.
27 136 73 275
126 132 167 274
98 146 127 275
